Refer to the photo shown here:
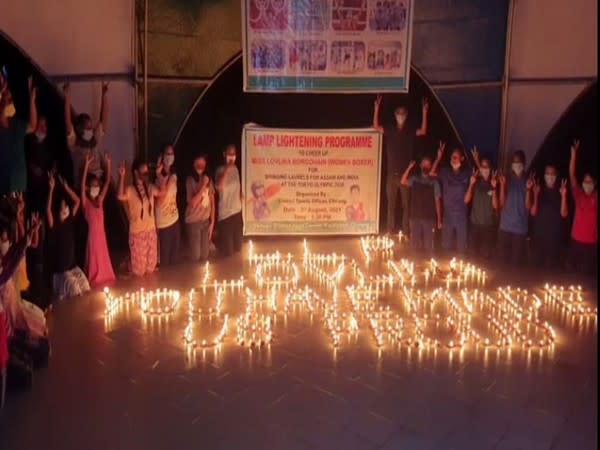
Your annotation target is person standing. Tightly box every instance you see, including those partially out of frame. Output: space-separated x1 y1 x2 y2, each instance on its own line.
530 165 568 269
185 155 215 263
155 144 180 267
568 140 597 274
63 82 109 186
215 145 243 257
372 94 429 235
464 158 498 259
0 74 38 196
497 150 533 266
400 157 442 255
431 145 470 255
117 159 165 277
81 152 116 287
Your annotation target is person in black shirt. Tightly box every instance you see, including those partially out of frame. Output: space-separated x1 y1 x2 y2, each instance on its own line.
530 165 568 268
46 172 90 301
373 94 429 235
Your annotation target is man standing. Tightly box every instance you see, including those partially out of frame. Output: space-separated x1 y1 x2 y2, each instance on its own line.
373 94 429 235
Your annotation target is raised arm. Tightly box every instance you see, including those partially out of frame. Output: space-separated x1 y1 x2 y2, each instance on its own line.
491 171 499 210
372 94 384 133
559 179 569 218
59 175 80 216
99 153 112 203
27 76 38 133
464 169 478 204
469 146 482 170
47 172 55 228
430 141 446 176
29 212 41 249
434 181 442 229
530 179 541 216
117 161 128 202
400 160 416 186
99 82 109 132
63 82 74 137
498 172 507 209
80 152 93 209
215 166 230 192
14 192 26 241
569 139 579 189
525 173 535 211
415 97 429 137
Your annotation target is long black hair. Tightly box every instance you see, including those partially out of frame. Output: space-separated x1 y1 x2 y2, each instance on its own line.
131 158 152 219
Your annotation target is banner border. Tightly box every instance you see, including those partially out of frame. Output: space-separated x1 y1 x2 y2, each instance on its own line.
241 124 382 236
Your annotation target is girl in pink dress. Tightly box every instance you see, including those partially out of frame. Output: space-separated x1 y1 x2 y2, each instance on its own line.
81 151 115 288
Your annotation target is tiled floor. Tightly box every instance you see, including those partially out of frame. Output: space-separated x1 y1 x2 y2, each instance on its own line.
0 238 597 450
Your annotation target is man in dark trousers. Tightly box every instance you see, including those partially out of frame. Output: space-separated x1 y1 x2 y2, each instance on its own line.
373 94 429 235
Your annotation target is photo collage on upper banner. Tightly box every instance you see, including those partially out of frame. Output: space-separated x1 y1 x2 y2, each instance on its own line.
247 0 408 76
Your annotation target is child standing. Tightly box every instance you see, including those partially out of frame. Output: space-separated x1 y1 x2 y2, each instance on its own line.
46 173 90 300
155 145 180 267
185 155 215 263
81 152 115 287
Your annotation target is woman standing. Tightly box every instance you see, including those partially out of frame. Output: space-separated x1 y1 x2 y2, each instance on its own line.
117 159 164 277
155 145 180 267
81 151 116 287
185 155 215 262
215 145 243 257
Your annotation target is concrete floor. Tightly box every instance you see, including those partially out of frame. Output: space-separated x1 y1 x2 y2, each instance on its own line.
0 237 597 450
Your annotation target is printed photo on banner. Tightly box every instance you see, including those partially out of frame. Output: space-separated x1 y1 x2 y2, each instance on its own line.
248 181 282 221
369 0 408 31
289 41 328 72
251 40 286 71
346 184 369 222
290 0 329 31
332 0 368 31
249 0 288 30
367 41 402 71
330 41 365 73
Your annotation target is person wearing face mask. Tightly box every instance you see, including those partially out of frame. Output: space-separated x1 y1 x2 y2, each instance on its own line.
154 144 180 267
400 157 442 255
46 172 90 301
80 151 115 287
373 94 429 236
431 145 471 255
568 140 597 274
530 165 568 269
464 157 498 259
185 155 216 263
215 145 243 257
0 74 38 196
25 116 53 214
63 82 109 187
497 150 533 266
117 159 166 276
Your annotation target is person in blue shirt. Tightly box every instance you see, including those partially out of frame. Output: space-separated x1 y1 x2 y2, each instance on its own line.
400 157 442 255
497 150 534 266
431 144 471 255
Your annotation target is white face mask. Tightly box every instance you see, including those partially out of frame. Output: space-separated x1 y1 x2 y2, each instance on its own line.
512 163 524 176
89 186 100 198
582 182 595 195
395 114 406 126
480 168 490 179
226 155 236 164
451 162 461 170
82 129 94 141
0 240 10 257
35 131 46 142
163 155 175 166
544 175 556 187
60 207 70 220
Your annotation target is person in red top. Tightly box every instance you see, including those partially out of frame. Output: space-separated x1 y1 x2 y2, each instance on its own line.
568 139 597 273
346 185 367 221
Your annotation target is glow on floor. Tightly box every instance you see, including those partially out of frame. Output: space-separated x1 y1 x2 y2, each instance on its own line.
103 237 597 360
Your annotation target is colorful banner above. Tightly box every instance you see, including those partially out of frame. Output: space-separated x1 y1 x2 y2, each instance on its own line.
242 125 382 235
241 0 414 93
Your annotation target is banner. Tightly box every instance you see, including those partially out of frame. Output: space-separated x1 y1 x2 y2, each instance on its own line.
241 0 414 93
242 125 382 235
